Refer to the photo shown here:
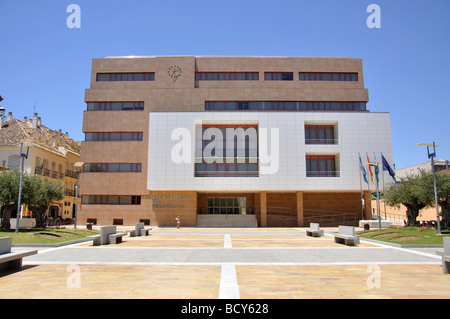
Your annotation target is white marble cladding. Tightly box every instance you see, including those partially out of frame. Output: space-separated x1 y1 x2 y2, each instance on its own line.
148 112 392 191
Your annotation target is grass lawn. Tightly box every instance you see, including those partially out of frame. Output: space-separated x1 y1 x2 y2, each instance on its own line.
357 226 450 245
0 227 99 245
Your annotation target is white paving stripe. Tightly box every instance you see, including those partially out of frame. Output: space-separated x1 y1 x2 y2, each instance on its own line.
224 234 232 248
219 264 240 299
23 261 440 266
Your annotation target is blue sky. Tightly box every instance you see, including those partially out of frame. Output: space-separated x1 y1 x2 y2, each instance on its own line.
0 0 449 169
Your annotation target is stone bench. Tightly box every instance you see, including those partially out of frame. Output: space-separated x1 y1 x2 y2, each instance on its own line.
139 227 152 236
333 226 360 246
436 237 450 274
306 223 324 237
0 237 37 271
108 232 125 244
87 226 125 245
127 223 152 237
86 235 101 246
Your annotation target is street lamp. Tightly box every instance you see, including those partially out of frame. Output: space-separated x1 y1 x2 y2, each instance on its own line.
73 162 84 230
416 142 441 235
368 161 382 229
15 143 29 233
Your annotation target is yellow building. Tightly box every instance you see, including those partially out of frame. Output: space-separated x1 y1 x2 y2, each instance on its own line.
0 111 81 222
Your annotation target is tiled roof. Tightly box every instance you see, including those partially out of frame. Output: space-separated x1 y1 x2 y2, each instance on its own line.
0 118 80 155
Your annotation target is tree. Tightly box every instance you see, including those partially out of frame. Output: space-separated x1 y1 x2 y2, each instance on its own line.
0 170 21 230
383 170 433 226
26 177 64 228
0 170 64 230
421 171 450 229
437 172 450 229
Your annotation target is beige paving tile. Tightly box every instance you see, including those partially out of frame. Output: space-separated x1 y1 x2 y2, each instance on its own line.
236 265 450 299
0 265 221 299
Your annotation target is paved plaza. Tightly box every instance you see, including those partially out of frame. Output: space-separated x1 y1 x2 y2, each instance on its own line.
1 227 449 299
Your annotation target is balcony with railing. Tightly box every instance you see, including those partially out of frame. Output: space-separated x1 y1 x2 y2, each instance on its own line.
64 188 80 197
305 155 339 177
305 125 338 145
65 169 77 179
35 167 64 179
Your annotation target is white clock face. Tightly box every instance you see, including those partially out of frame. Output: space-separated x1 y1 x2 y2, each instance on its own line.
168 65 182 83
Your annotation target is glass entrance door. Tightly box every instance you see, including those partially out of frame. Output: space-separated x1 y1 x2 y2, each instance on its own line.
207 197 247 215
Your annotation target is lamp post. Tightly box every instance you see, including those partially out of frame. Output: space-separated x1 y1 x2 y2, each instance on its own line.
73 162 84 230
15 143 29 233
416 142 441 235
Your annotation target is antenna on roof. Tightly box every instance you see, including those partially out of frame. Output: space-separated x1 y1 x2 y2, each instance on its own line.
33 98 37 114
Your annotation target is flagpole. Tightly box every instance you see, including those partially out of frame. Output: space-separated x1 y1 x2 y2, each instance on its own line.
381 152 387 219
366 152 372 220
375 162 381 229
358 153 364 218
373 152 381 223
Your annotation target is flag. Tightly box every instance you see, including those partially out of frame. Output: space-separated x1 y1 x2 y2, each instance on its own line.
367 154 373 183
382 154 396 182
359 155 368 184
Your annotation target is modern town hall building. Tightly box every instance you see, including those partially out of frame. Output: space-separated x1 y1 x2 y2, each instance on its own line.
79 56 393 227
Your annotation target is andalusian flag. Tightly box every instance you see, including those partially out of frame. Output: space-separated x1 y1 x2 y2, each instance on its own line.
367 154 373 183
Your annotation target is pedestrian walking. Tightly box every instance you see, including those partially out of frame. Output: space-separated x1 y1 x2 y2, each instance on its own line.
176 214 181 229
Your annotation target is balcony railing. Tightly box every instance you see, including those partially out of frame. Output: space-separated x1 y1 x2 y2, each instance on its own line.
35 167 64 179
64 188 80 197
305 139 338 145
65 170 77 178
306 171 340 177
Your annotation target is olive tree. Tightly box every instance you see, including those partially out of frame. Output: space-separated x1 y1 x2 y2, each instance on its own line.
383 170 433 226
26 177 64 228
0 170 64 230
0 170 21 230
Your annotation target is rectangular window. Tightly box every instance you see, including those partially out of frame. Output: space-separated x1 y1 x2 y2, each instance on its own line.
195 124 258 177
305 125 336 144
96 73 154 82
86 102 144 111
82 195 142 205
264 72 293 81
195 161 258 177
83 163 142 173
305 155 338 177
195 72 259 81
85 132 143 141
205 101 366 111
299 72 358 81
113 219 123 225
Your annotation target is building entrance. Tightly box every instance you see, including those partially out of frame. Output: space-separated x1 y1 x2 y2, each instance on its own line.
206 197 247 215
197 194 257 227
